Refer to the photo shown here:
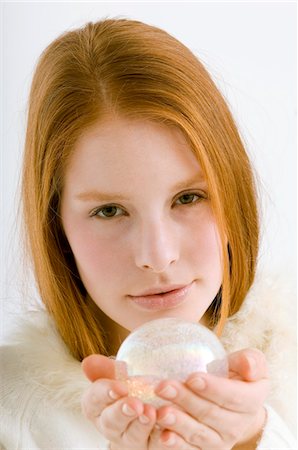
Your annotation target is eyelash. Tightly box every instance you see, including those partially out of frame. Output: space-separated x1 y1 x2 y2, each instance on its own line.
90 204 127 219
89 190 208 220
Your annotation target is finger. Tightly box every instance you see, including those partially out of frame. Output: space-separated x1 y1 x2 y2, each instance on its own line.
159 430 198 449
97 396 144 441
81 378 128 419
228 348 268 381
187 374 269 413
155 383 265 446
148 426 164 450
124 403 157 443
157 406 221 448
156 375 268 415
82 354 116 381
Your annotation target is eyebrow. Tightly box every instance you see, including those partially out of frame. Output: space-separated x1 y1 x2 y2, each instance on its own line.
75 174 206 202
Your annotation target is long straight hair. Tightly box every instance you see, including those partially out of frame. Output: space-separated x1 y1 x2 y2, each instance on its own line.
22 19 259 360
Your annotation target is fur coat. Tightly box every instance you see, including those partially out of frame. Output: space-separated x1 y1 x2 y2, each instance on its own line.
0 273 296 449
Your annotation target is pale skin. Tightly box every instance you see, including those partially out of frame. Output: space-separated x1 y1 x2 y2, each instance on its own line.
61 116 268 449
81 350 268 450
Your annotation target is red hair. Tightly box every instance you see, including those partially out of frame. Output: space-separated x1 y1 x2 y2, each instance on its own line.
22 19 259 360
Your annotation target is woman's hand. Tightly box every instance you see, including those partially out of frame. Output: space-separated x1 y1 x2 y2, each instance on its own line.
154 348 269 450
81 354 160 450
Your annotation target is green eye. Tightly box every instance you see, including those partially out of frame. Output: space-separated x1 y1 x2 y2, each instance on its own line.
176 193 199 205
100 206 119 217
91 205 125 219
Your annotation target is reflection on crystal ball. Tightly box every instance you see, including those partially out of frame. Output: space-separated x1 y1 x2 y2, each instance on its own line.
115 317 228 405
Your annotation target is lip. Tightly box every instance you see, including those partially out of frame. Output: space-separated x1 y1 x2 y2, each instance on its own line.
129 282 194 311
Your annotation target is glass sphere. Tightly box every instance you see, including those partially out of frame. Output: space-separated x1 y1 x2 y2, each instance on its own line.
115 317 228 405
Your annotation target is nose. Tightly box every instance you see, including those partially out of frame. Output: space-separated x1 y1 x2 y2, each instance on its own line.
134 218 179 273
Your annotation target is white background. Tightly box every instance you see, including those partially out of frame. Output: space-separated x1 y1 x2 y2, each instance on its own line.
1 1 297 337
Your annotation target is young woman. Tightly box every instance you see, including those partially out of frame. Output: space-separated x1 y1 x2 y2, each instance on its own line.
0 19 296 449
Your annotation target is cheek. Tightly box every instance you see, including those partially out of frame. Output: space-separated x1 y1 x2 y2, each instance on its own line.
66 226 128 283
185 212 223 271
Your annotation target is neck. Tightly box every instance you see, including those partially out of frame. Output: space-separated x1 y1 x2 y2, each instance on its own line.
97 309 130 356
86 295 214 356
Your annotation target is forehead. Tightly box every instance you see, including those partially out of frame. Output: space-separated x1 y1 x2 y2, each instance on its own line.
63 117 205 192
70 117 202 168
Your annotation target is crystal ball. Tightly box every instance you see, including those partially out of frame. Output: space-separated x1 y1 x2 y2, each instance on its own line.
115 317 228 405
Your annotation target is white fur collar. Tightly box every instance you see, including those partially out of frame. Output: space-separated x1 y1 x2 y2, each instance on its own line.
4 272 296 429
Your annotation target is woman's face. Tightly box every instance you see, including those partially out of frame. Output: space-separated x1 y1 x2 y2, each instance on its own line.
61 117 223 336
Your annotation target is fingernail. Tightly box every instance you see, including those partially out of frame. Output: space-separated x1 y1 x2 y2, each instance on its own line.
163 434 177 447
157 385 177 399
139 414 150 424
159 412 176 425
188 376 206 391
108 389 120 400
122 403 136 416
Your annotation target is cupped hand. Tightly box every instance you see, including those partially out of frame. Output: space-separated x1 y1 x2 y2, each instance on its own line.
81 354 160 450
154 348 269 450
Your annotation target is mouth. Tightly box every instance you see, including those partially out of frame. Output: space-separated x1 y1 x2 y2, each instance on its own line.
128 282 194 311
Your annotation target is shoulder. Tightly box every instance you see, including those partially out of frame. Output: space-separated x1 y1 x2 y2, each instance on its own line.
222 271 296 350
0 310 108 448
0 310 89 410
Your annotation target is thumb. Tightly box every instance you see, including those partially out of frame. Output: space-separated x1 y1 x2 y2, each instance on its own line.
228 348 268 382
82 354 116 382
